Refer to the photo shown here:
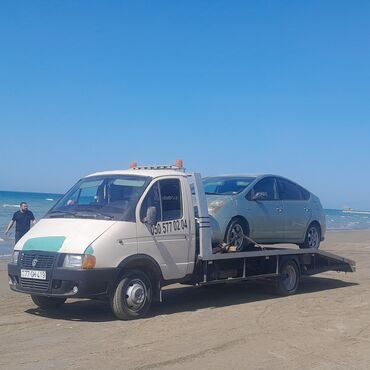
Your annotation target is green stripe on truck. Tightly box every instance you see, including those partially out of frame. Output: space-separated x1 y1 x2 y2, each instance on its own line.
22 236 66 252
84 246 94 255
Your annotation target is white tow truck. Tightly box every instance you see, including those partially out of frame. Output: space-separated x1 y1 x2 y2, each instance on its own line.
8 161 356 320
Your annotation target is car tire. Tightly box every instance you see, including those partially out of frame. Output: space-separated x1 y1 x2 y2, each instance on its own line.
276 259 300 296
111 270 152 320
31 295 66 309
299 223 321 249
225 218 248 251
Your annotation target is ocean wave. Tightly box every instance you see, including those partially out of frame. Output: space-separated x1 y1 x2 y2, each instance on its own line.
2 204 19 208
0 254 12 259
45 198 54 201
0 238 4 242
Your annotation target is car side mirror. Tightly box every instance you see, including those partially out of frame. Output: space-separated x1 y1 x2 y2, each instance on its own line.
144 206 157 225
252 192 268 201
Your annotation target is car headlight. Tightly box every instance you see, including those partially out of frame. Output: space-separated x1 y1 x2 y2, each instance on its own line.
63 254 96 269
208 200 225 214
11 251 20 264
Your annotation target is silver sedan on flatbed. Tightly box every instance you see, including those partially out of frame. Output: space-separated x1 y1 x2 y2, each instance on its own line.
203 175 326 250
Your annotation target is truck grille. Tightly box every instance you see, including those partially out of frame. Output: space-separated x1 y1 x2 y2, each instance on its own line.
20 253 55 269
20 278 49 291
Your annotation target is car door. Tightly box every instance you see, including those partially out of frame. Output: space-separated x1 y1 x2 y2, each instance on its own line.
245 177 285 242
276 178 312 242
136 177 192 280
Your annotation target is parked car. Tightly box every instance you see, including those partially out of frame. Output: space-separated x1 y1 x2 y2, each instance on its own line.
203 175 326 250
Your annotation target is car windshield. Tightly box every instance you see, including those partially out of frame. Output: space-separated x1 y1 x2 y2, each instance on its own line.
203 177 255 195
46 175 151 221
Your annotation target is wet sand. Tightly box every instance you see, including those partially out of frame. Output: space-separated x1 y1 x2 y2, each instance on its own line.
0 230 369 369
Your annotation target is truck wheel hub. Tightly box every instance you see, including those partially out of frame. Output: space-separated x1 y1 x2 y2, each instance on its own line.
282 265 296 291
125 280 146 309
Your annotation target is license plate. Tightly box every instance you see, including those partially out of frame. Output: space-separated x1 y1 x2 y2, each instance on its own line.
21 269 46 280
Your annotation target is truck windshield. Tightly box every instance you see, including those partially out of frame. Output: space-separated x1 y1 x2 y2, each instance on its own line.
203 177 255 195
46 175 151 221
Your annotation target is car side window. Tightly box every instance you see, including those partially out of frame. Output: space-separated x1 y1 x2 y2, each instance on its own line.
248 177 276 201
140 179 182 222
277 178 309 201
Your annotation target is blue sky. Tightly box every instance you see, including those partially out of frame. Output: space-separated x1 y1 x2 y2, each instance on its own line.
1 1 369 209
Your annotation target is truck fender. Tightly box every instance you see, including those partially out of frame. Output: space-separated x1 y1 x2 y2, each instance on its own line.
114 254 164 301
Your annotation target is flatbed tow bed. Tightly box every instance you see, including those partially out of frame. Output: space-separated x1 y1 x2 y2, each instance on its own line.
196 248 355 285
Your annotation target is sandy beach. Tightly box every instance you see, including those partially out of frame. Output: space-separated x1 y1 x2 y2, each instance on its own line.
0 230 369 370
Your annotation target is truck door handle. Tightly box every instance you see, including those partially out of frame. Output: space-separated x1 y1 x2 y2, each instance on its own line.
276 207 283 213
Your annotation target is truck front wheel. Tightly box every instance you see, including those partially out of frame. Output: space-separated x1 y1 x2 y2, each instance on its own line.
31 295 66 309
111 270 153 320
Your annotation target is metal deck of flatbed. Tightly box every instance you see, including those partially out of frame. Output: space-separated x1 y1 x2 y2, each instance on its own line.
196 247 356 285
201 247 355 270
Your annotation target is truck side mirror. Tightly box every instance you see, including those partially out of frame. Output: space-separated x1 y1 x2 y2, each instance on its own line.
252 192 268 201
144 206 157 226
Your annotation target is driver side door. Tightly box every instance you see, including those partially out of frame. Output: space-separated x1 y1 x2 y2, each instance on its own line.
136 178 192 280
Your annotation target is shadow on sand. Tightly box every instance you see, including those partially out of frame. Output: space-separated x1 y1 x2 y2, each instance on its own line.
25 276 357 323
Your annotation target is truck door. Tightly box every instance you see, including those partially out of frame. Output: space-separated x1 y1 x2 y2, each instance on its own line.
136 177 192 280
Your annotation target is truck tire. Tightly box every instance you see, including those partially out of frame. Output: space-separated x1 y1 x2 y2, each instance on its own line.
31 295 66 309
111 270 152 320
276 259 300 296
225 218 248 251
299 223 321 249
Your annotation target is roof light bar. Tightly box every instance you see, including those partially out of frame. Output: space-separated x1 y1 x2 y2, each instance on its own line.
128 160 185 171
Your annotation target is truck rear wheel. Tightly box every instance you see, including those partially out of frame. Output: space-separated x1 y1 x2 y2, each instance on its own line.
276 259 300 296
31 295 66 309
111 270 152 320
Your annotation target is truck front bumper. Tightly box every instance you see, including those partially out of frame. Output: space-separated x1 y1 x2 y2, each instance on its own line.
8 259 118 298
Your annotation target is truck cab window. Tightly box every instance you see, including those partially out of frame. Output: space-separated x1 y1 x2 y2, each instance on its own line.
160 179 182 221
48 176 149 221
140 183 162 222
140 179 183 222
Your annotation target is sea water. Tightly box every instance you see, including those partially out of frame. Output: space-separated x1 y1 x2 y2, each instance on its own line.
1 190 370 257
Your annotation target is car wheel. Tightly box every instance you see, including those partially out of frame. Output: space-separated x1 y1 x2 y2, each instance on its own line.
276 259 300 296
299 223 321 249
31 295 66 309
111 270 152 320
225 218 248 251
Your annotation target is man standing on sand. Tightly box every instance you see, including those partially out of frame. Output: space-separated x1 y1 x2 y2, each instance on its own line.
5 202 36 244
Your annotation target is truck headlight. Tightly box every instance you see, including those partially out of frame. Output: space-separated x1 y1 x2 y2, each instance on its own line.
63 254 83 268
63 254 96 269
11 251 20 264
